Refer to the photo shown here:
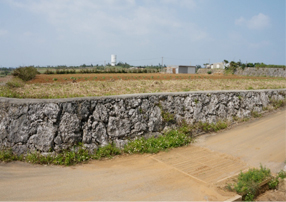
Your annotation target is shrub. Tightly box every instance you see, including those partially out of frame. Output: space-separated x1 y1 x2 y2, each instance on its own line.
234 165 271 200
207 71 212 74
268 177 279 189
12 66 39 81
6 77 25 88
267 170 286 190
44 69 55 74
277 170 286 179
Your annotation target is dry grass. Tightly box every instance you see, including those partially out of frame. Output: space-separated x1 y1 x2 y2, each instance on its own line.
6 78 286 98
27 73 271 84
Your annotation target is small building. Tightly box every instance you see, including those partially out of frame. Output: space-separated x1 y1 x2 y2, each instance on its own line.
166 65 196 74
207 62 225 69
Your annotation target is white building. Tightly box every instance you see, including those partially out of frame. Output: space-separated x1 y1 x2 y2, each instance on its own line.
166 65 196 74
210 62 225 69
111 54 117 66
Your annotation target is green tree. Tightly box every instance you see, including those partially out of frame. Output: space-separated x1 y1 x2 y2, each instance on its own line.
247 63 254 67
196 65 202 73
203 63 209 68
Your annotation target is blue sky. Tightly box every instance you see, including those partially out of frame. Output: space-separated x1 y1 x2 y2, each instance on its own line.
0 0 285 67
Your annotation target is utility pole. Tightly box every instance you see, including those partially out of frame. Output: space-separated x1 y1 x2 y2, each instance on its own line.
162 57 163 68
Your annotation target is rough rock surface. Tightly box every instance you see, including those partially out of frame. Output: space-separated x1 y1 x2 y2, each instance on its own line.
0 89 285 155
235 67 286 77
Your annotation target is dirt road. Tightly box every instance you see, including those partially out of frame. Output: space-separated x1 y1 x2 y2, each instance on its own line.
0 109 285 201
195 108 286 173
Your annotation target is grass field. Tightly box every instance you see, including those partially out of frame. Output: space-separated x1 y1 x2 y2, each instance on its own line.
28 73 269 84
1 73 285 99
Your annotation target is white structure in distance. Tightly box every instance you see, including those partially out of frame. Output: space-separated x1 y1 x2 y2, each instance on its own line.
111 54 117 66
207 62 225 69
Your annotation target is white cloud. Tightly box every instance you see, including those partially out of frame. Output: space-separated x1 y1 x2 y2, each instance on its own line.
235 13 270 30
6 0 206 42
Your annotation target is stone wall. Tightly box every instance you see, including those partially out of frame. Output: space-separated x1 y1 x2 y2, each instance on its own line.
1 89 285 155
234 67 286 77
197 69 224 75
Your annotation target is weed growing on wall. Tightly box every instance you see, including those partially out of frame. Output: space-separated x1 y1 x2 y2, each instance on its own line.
270 99 286 109
251 111 262 118
162 110 175 123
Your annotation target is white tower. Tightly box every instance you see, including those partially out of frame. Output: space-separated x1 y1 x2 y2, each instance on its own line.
111 54 117 66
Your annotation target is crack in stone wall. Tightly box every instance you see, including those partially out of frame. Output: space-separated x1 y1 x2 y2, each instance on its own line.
0 89 285 155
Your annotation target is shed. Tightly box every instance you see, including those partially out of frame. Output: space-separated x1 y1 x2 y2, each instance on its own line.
166 65 196 74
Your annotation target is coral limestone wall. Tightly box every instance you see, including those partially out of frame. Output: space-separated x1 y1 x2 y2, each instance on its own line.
235 67 286 77
0 89 285 155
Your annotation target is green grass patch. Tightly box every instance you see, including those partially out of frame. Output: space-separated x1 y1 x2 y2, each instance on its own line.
228 166 286 201
277 170 286 179
1 127 193 165
5 77 25 88
124 128 193 154
234 165 271 201
93 144 122 159
197 121 228 133
0 149 23 162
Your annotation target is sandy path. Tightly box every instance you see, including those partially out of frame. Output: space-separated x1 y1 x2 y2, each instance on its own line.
195 108 286 173
0 109 285 201
0 154 233 201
